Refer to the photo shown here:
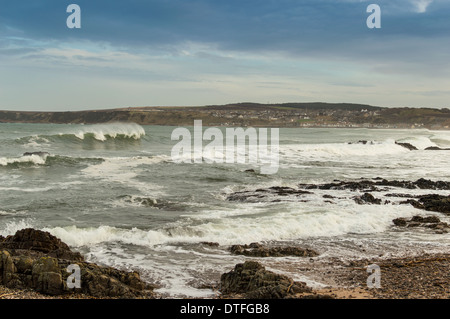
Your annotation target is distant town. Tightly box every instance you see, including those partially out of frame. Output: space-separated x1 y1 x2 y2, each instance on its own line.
1 102 450 129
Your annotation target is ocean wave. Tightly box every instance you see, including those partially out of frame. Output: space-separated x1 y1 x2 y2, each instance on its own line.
0 154 47 167
0 153 104 168
429 132 450 146
36 201 422 248
70 123 146 141
279 139 408 161
15 123 146 144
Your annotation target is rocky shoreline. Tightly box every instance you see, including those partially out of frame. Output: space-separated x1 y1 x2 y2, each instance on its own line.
1 178 449 300
1 228 449 299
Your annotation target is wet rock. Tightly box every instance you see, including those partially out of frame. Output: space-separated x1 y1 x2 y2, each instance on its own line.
220 261 311 299
353 193 382 205
395 142 418 150
300 178 450 191
348 140 374 145
230 243 319 258
425 146 450 150
393 215 449 234
0 229 154 298
200 242 220 247
226 187 312 202
0 228 83 262
417 194 450 215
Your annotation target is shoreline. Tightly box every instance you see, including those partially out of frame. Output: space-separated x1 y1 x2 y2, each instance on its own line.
2 251 449 300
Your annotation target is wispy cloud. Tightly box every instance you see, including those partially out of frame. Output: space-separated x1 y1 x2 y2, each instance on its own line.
0 0 449 110
412 0 434 13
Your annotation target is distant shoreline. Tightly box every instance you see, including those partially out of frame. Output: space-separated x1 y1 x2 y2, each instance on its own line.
1 103 449 130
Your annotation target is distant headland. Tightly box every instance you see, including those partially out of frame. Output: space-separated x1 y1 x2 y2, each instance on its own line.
1 102 450 129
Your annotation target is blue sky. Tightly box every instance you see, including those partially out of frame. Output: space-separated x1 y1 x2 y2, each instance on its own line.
0 0 449 111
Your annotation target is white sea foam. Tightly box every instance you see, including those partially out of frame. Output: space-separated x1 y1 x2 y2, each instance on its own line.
279 139 410 162
41 200 423 248
0 154 47 166
429 132 450 146
0 219 36 237
21 135 51 148
81 155 170 195
396 136 437 149
0 186 53 192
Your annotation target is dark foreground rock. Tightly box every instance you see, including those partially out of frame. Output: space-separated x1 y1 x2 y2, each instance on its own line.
0 228 154 298
0 228 83 262
230 243 319 258
220 261 311 299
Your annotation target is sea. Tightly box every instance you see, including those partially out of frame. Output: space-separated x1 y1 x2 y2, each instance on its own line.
1 122 449 297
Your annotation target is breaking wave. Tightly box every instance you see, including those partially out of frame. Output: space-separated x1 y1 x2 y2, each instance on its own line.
0 154 104 168
15 123 146 145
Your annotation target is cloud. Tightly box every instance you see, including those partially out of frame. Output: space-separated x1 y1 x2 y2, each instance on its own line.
412 0 434 13
0 0 449 110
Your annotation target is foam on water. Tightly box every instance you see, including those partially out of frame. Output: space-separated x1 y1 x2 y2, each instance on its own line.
0 154 47 166
31 199 424 248
80 155 170 195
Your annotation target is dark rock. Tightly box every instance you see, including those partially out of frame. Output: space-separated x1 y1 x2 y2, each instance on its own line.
393 218 408 227
0 229 154 298
395 142 418 150
354 193 382 205
220 261 311 299
300 178 450 191
226 187 312 202
425 146 450 150
0 228 83 261
385 193 416 198
230 243 319 258
392 215 449 234
200 242 220 247
410 215 441 224
416 194 450 215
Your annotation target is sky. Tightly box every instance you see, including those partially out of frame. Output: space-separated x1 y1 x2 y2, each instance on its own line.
0 0 449 111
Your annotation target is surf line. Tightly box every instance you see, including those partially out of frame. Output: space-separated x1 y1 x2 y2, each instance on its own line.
171 120 279 174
